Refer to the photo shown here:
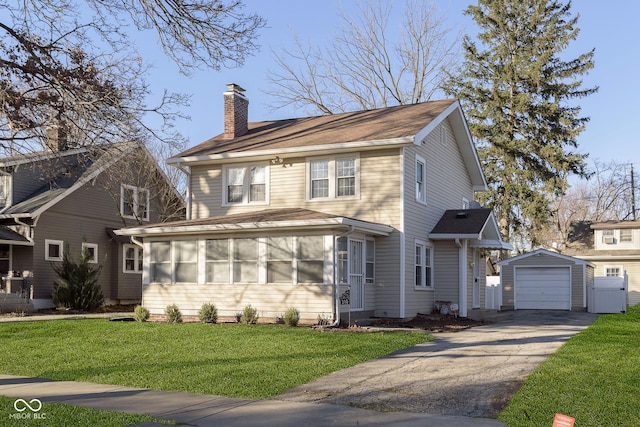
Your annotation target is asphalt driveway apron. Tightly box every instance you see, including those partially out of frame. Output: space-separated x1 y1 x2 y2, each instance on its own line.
276 311 600 418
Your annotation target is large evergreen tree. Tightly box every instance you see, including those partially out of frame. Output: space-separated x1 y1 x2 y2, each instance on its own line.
444 0 597 249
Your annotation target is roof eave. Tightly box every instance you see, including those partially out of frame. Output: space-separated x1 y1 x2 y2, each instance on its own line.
116 217 393 237
166 137 414 166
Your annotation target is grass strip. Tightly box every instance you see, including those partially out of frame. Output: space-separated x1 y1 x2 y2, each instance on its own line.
0 320 428 399
499 305 640 426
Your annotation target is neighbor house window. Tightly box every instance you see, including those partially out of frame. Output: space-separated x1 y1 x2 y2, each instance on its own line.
296 236 324 283
308 156 359 200
205 239 229 284
415 242 433 288
123 244 143 273
0 173 10 204
233 238 258 283
224 164 268 205
121 184 150 221
81 243 98 264
45 239 64 261
605 266 623 277
416 155 426 204
602 229 615 244
620 229 633 243
267 236 293 283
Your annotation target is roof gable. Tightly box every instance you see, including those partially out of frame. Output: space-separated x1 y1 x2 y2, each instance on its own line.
497 248 593 266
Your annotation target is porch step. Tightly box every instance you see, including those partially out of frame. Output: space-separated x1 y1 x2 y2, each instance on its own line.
0 293 34 314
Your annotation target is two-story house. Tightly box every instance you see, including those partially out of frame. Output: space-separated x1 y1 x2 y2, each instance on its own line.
565 220 640 306
116 84 510 323
0 139 183 311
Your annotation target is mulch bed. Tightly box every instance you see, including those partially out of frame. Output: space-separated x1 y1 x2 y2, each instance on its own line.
370 313 486 332
36 304 136 315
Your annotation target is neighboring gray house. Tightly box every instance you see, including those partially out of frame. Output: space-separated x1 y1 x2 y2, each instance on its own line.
0 141 183 310
116 84 511 322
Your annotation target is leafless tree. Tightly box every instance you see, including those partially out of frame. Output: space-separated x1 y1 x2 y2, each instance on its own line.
266 0 460 115
537 160 637 250
0 0 265 155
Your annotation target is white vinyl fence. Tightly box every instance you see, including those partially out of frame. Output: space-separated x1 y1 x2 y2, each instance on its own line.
588 272 628 314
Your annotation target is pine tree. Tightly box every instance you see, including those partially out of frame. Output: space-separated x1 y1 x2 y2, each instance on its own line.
444 0 597 249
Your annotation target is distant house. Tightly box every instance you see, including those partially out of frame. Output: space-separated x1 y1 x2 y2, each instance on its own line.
0 140 183 311
565 220 640 306
116 84 511 323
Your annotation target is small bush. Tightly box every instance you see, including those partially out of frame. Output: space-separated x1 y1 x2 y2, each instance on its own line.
133 305 150 322
51 248 104 310
165 304 182 323
240 304 259 324
198 303 218 324
283 307 300 327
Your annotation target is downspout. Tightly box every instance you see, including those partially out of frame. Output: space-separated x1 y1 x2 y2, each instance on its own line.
456 238 468 318
327 225 355 328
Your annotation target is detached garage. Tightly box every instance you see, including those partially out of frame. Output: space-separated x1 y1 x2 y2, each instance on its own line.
498 249 594 311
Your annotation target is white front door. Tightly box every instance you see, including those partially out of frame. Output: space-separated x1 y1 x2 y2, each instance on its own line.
349 239 364 311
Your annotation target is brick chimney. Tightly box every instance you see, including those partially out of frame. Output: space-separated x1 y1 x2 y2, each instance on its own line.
46 125 68 151
223 83 249 139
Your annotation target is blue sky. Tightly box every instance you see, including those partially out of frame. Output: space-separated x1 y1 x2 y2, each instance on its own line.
140 0 640 177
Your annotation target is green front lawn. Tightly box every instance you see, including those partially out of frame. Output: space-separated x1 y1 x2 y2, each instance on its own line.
499 305 640 426
0 320 428 399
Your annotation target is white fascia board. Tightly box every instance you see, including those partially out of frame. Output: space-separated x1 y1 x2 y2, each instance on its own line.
470 239 514 251
0 147 90 168
413 100 459 144
428 233 480 240
166 137 414 166
577 254 640 261
116 217 393 237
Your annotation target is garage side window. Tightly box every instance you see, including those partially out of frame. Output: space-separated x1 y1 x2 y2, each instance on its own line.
605 265 623 277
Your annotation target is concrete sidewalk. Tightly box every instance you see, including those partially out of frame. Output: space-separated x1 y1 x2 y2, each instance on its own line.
0 375 503 426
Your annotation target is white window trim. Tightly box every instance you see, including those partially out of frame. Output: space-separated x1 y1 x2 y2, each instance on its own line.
222 163 270 206
415 240 434 289
415 155 427 205
619 229 633 243
82 243 98 264
604 265 624 277
123 243 143 274
120 184 150 222
306 155 360 201
45 239 64 261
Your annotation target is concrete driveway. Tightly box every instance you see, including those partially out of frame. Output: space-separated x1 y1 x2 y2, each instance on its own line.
276 310 599 418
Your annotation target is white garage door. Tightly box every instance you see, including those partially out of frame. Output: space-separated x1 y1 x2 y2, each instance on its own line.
515 267 571 310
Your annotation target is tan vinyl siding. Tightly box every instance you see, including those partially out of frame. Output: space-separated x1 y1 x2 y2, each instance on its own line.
142 283 333 320
590 259 640 306
373 231 402 317
402 121 475 318
433 241 459 304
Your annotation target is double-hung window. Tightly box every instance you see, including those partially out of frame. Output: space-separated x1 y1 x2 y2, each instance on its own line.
415 241 433 288
124 244 143 273
296 236 324 283
233 238 258 283
149 241 197 283
308 156 358 200
205 239 229 284
121 184 150 221
224 164 268 205
416 155 426 204
267 237 293 283
620 229 633 243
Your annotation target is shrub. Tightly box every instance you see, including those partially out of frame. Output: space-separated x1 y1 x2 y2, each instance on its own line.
198 303 218 324
283 307 300 327
51 247 104 310
165 304 182 323
133 305 150 322
240 304 259 324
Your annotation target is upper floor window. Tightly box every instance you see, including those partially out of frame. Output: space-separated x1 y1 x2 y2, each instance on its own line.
0 173 10 204
620 229 633 243
307 156 359 200
224 164 268 205
121 184 149 221
416 155 426 204
602 229 615 244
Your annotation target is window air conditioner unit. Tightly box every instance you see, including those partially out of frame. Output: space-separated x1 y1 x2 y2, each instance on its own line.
603 236 615 244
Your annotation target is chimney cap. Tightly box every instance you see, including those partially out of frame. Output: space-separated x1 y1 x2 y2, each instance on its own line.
226 83 246 93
